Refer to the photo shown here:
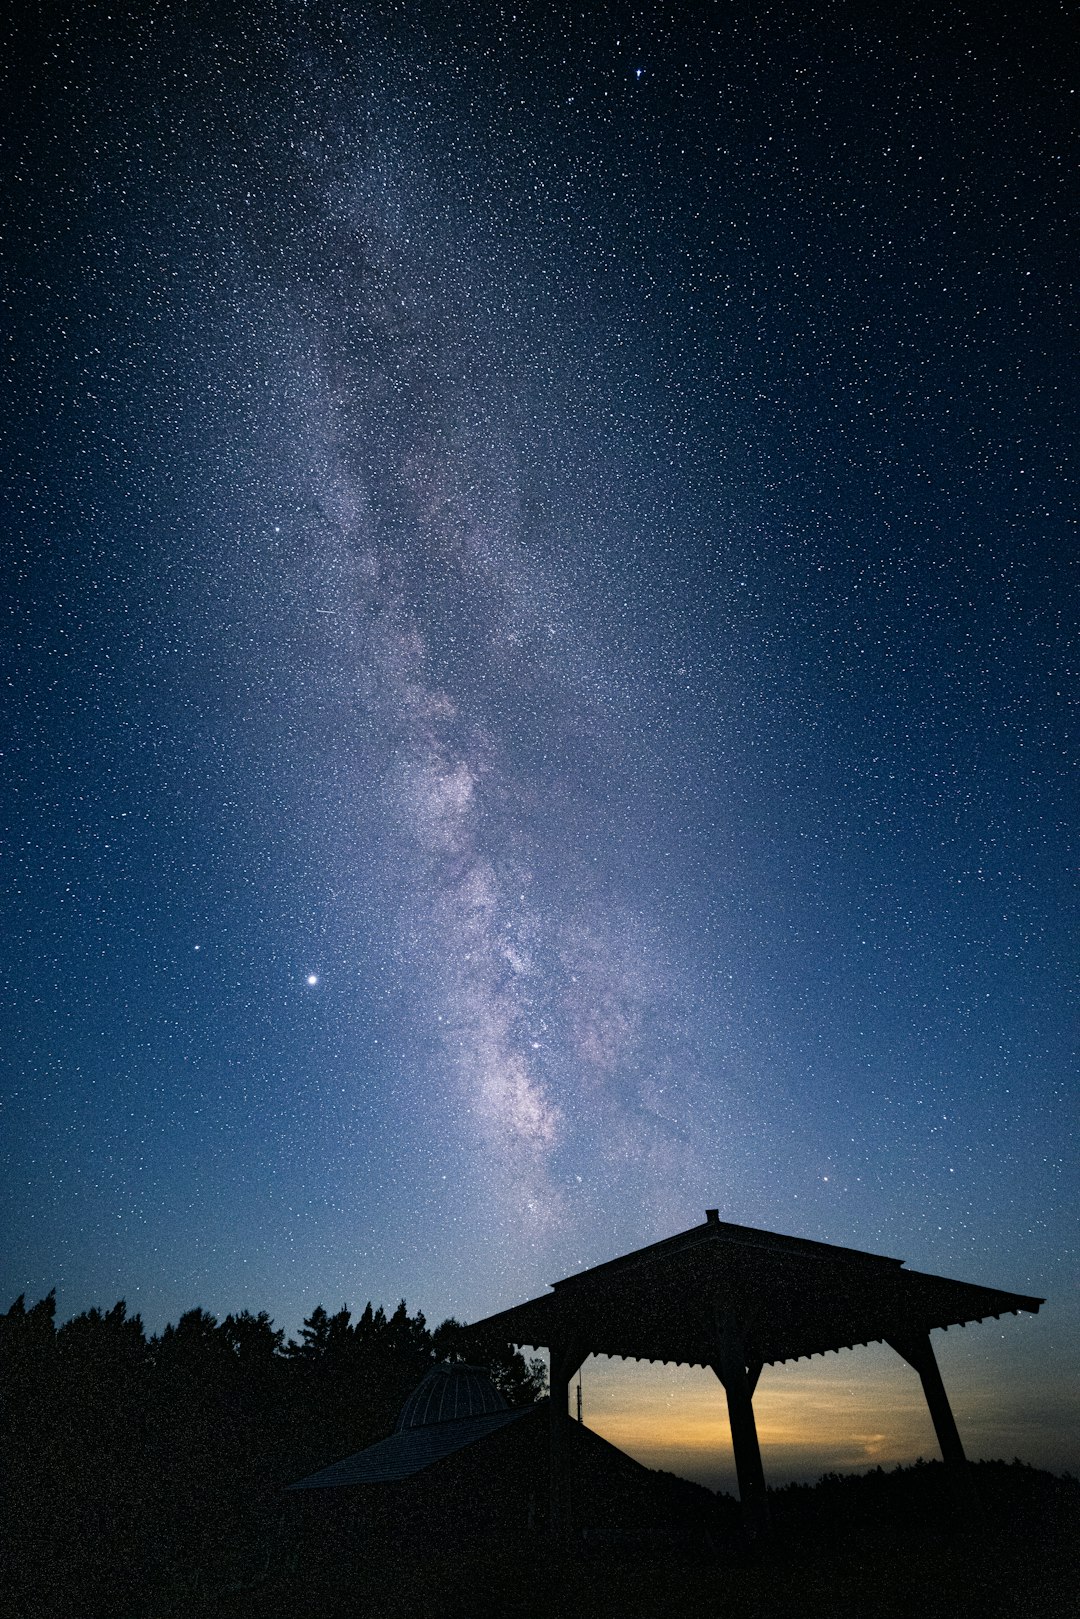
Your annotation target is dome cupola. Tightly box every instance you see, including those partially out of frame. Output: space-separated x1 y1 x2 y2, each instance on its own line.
395 1361 508 1430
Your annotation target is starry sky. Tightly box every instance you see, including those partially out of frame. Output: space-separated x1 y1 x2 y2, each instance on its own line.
3 1 1076 1485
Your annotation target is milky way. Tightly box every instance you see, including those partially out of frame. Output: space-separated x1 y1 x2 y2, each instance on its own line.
270 115 737 1254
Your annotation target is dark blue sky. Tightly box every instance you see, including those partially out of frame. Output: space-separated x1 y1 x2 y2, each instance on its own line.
3 1 1075 1477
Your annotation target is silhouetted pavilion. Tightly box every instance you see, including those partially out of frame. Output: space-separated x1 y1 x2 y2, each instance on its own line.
469 1212 1043 1539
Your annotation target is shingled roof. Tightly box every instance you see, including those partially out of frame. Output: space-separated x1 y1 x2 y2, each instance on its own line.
469 1212 1043 1368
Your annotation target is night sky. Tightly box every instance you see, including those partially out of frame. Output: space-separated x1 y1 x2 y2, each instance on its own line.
3 2 1075 1487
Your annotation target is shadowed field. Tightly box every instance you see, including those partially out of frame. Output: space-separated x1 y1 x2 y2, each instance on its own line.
235 1460 1077 1619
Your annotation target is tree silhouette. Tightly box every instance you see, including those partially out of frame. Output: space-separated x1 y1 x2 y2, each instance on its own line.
0 1287 544 1616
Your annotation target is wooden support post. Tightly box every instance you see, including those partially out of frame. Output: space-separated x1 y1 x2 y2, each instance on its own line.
887 1331 967 1470
548 1339 586 1539
711 1320 770 1543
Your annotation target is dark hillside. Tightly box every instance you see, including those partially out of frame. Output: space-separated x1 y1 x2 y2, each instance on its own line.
247 1460 1078 1619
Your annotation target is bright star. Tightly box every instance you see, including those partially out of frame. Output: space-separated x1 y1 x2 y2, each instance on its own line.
306 974 318 986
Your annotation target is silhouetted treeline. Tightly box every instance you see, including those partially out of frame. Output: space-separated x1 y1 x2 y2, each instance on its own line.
0 1289 544 1617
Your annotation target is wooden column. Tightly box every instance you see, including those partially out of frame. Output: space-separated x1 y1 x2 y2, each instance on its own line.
710 1318 770 1542
887 1331 967 1469
548 1338 586 1538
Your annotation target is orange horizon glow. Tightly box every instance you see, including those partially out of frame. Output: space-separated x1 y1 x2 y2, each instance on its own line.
559 1330 1076 1492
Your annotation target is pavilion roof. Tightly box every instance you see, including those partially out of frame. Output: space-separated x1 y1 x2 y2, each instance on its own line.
469 1213 1043 1368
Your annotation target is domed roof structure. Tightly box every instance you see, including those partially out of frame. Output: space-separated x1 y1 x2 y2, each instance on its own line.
289 1360 535 1490
395 1362 508 1431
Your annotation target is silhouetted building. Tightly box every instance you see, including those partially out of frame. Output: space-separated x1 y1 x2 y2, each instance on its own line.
469 1212 1044 1541
288 1359 722 1561
290 1361 530 1489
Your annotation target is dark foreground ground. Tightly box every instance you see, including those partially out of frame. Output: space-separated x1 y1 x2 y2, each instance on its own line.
210 1460 1077 1619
